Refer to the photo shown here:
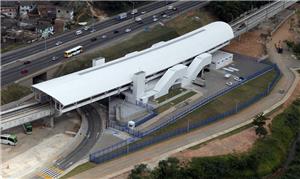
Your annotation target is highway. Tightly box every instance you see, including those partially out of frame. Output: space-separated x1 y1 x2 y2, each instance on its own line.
1 1 171 64
55 105 102 170
1 1 206 86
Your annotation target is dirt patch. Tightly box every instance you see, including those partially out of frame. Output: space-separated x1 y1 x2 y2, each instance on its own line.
172 127 258 159
223 30 266 58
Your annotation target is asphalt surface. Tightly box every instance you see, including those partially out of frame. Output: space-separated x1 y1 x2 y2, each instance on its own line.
1 1 206 86
1 1 171 64
55 105 102 170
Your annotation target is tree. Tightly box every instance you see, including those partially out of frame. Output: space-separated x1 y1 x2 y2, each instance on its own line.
253 113 268 137
252 113 267 126
255 125 268 137
128 164 150 179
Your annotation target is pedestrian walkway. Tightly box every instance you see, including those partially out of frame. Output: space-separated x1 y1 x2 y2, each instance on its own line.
36 166 64 179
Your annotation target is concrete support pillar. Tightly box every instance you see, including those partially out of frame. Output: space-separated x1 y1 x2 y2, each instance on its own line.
132 71 146 101
44 116 55 128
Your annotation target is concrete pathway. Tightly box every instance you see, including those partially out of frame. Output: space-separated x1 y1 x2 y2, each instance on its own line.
72 23 300 179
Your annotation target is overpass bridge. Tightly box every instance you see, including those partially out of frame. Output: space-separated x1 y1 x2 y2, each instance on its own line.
1 0 296 131
0 103 52 131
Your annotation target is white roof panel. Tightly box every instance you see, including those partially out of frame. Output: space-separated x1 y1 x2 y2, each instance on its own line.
32 21 234 106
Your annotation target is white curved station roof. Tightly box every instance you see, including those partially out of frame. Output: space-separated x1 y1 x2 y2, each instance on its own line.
32 21 234 106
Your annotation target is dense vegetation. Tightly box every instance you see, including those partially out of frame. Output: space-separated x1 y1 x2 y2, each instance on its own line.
285 41 300 60
129 100 300 179
281 139 300 178
91 1 148 15
207 1 269 22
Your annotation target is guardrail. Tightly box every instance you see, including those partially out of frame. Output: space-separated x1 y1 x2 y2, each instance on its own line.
90 63 280 163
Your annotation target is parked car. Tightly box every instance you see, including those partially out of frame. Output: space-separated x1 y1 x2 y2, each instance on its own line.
101 35 107 39
23 61 31 65
114 30 119 34
90 28 96 33
226 82 233 86
91 37 97 42
153 18 158 22
141 11 146 14
55 41 63 46
20 69 28 74
75 30 82 35
125 28 131 33
234 76 242 82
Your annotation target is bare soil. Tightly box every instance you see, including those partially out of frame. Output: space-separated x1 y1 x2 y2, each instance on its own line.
223 30 266 58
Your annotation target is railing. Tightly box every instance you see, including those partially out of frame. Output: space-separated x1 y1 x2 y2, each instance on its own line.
90 64 280 164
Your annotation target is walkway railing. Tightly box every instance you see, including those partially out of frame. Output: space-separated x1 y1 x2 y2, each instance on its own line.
90 64 280 164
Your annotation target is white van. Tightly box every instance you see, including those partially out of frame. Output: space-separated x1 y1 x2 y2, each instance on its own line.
75 30 82 35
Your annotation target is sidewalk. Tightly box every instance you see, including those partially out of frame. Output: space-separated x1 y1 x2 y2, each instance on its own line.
73 17 300 179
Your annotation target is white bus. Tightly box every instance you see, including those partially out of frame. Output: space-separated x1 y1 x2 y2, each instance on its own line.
64 46 83 58
1 134 17 146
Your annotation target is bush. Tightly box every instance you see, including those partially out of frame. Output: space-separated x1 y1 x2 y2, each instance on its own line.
128 100 300 178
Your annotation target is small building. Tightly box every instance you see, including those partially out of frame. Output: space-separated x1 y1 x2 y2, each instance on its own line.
56 6 73 21
19 1 36 17
37 4 56 19
211 51 233 69
0 1 18 18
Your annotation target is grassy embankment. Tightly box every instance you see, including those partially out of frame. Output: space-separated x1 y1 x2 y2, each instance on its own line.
1 84 31 105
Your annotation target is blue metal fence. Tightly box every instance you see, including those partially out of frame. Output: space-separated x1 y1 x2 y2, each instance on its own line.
90 64 281 164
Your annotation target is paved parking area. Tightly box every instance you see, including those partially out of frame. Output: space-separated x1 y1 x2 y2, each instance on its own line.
136 53 271 131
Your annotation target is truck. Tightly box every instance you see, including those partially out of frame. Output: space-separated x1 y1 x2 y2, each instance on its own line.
131 9 138 15
117 12 127 20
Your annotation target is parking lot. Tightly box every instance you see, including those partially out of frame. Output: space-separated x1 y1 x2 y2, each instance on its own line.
195 52 269 97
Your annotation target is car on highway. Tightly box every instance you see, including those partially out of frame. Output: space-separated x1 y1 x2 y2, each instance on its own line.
141 11 146 14
20 69 28 75
75 30 82 35
23 61 31 65
90 28 96 33
55 41 63 46
52 56 58 61
114 30 119 34
101 35 107 39
90 37 97 42
135 17 143 24
125 28 131 33
153 18 158 22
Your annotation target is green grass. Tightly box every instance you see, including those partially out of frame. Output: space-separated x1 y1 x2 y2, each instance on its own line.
60 162 96 179
147 69 276 137
1 43 27 53
155 88 187 104
91 68 278 166
1 84 32 105
55 25 178 77
55 8 215 77
128 100 300 178
156 91 196 113
63 68 278 178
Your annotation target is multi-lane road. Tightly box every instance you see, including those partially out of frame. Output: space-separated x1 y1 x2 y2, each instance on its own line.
1 1 170 64
1 1 207 86
55 105 102 170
